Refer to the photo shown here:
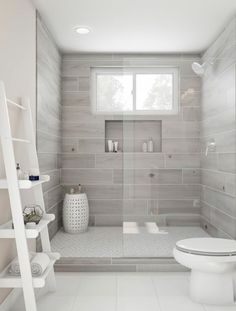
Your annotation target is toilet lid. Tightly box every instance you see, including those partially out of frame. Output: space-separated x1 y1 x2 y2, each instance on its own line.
176 238 236 256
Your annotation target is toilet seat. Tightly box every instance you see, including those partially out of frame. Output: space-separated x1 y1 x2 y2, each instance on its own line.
176 238 236 256
174 238 236 305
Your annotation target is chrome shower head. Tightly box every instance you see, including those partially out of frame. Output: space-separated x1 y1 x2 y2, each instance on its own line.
191 62 206 76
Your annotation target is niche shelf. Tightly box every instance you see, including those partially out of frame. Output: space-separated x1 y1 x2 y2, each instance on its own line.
105 120 162 153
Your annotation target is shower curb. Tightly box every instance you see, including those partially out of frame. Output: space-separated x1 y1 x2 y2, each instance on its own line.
55 257 188 272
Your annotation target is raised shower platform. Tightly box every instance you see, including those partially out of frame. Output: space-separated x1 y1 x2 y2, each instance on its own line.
52 226 210 272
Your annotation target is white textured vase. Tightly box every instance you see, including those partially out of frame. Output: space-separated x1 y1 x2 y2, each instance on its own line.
63 193 89 234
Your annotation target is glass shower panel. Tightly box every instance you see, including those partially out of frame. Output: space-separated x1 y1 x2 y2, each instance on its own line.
122 118 169 257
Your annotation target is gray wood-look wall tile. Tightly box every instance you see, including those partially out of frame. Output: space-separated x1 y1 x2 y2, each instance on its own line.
165 154 200 168
113 169 182 185
62 91 89 107
62 106 103 123
183 169 200 184
37 130 61 154
180 77 201 92
123 153 165 169
201 186 236 217
180 91 200 107
218 153 236 173
61 168 113 184
183 107 200 121
38 153 59 172
62 121 104 138
95 153 123 169
83 185 123 199
123 200 148 215
200 18 236 238
201 66 235 120
62 138 78 153
62 154 95 168
210 207 236 238
162 121 199 138
201 169 236 196
78 139 105 153
201 109 235 137
126 184 200 200
42 170 61 192
94 215 123 226
106 120 161 139
47 186 63 210
162 138 200 153
89 200 123 215
200 153 218 170
37 16 62 236
148 199 200 215
61 52 203 227
62 77 79 92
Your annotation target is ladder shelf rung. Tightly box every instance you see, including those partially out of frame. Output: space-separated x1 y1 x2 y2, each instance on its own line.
6 99 26 110
11 137 30 143
0 214 55 239
0 252 60 288
0 175 50 189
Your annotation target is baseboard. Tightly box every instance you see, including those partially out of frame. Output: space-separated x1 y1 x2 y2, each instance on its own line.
0 289 21 311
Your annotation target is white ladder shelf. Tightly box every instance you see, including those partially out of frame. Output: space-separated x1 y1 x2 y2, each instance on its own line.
0 81 60 311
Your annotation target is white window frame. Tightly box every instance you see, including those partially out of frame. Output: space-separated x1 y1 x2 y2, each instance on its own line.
91 67 179 115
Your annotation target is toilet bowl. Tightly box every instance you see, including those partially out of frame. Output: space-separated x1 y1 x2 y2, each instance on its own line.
173 237 236 305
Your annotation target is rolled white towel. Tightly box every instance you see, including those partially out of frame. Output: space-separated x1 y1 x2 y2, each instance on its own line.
31 253 50 276
8 253 34 276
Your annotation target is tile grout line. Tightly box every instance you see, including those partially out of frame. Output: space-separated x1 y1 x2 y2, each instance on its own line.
115 274 118 311
150 275 163 311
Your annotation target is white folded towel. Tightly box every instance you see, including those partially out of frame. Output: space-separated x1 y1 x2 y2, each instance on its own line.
31 253 50 276
8 253 50 276
8 253 34 275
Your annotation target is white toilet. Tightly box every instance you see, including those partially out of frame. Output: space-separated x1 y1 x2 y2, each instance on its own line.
173 237 236 305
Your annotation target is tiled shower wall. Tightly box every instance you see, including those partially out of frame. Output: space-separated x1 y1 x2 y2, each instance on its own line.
36 15 62 239
61 53 202 226
200 18 236 238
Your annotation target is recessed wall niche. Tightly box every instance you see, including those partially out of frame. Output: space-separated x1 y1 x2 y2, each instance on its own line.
105 120 162 153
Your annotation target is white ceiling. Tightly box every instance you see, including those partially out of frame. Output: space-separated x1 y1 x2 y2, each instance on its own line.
32 0 236 53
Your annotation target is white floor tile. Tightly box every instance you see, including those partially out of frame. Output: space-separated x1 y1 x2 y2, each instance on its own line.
11 272 236 311
36 294 75 311
159 296 205 311
117 297 161 311
12 294 76 311
47 276 80 296
204 305 236 311
10 296 25 311
118 276 156 297
153 274 189 296
72 297 116 311
77 276 117 297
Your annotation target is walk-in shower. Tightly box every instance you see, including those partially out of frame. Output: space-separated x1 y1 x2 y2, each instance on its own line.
36 15 236 271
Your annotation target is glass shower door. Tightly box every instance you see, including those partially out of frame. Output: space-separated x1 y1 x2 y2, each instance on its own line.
122 118 171 258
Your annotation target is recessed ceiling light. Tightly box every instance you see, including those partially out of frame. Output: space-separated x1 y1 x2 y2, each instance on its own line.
74 26 90 34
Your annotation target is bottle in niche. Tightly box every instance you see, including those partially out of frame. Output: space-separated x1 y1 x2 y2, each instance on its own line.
78 184 82 193
114 141 118 153
16 163 23 179
148 138 154 152
142 142 148 152
107 140 114 152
